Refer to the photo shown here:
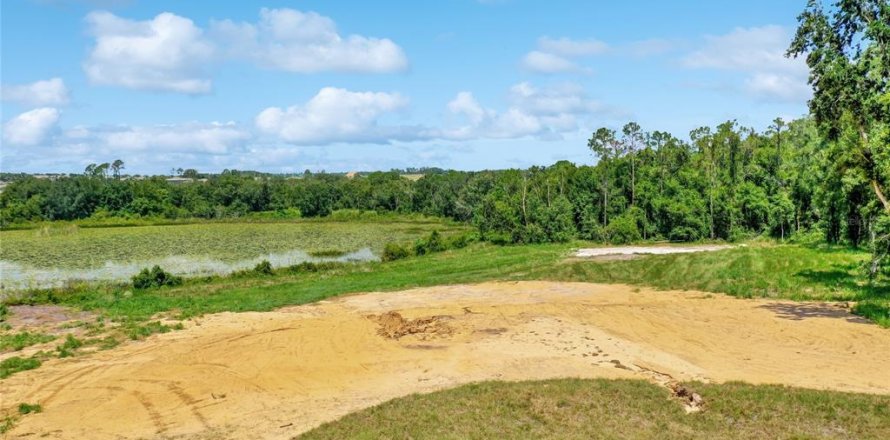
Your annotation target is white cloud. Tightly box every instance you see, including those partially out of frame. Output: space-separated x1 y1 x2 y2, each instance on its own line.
444 92 540 140
211 8 408 73
82 122 251 154
521 51 589 74
3 121 252 173
682 25 810 103
520 36 607 74
537 37 608 57
3 107 60 145
1 78 70 107
744 73 811 103
80 9 409 94
83 11 215 93
255 87 417 144
682 26 801 73
443 82 608 140
508 82 602 115
624 38 675 57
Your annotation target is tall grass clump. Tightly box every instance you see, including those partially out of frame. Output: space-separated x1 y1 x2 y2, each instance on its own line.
0 356 41 379
253 260 274 275
132 266 182 289
382 243 411 261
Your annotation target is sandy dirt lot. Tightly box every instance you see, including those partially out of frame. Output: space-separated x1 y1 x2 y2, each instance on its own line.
2 281 888 439
574 244 735 258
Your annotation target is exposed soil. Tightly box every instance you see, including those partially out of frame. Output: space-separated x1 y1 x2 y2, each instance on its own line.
368 311 453 339
4 305 95 331
2 281 888 439
574 244 735 259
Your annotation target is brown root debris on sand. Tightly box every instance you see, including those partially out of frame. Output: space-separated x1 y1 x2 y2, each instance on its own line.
669 382 705 413
368 311 453 339
2 281 889 440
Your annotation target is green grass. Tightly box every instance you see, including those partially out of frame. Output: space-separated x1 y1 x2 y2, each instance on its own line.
0 331 56 351
16 403 41 415
0 356 41 379
55 334 83 358
0 218 468 270
6 242 888 326
300 378 890 439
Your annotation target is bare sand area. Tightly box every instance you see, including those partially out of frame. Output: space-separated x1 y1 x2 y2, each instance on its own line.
2 281 888 439
574 244 736 258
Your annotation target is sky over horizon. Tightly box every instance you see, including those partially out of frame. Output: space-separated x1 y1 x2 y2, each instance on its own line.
1 0 813 174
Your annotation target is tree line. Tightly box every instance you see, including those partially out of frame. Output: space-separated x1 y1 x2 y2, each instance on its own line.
0 117 881 246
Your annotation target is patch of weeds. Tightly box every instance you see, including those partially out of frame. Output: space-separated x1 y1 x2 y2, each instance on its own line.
0 332 56 351
86 336 120 350
56 334 84 358
308 249 347 258
126 321 184 340
0 416 15 434
253 260 274 275
132 265 183 289
0 356 42 379
0 303 8 322
286 261 345 274
414 230 445 256
17 403 41 415
853 301 890 328
382 242 410 262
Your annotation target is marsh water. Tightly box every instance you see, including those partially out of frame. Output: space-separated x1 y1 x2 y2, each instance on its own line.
0 247 377 291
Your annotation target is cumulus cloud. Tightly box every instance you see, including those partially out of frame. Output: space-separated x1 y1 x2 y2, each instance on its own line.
682 25 810 103
78 122 251 154
682 26 800 72
254 83 609 145
1 78 70 107
537 37 608 57
442 82 608 140
83 11 215 93
744 73 811 103
255 87 419 145
521 36 606 74
3 121 253 173
521 51 589 74
210 8 408 73
3 107 60 145
80 8 409 93
443 91 541 139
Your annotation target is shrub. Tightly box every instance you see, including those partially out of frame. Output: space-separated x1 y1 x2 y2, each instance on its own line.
132 266 183 289
414 230 446 255
426 231 445 252
604 214 641 245
253 260 274 275
17 403 42 415
382 242 411 261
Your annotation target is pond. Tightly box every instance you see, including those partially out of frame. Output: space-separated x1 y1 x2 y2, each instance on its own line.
0 247 377 291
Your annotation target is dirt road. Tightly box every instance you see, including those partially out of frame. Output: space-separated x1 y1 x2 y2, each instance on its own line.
2 281 888 439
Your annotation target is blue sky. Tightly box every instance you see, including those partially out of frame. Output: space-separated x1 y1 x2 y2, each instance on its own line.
1 0 812 174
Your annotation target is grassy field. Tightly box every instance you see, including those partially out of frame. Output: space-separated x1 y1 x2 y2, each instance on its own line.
0 219 468 269
299 378 890 439
7 241 887 326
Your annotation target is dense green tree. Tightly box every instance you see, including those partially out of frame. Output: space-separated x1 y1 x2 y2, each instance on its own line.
788 0 890 274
